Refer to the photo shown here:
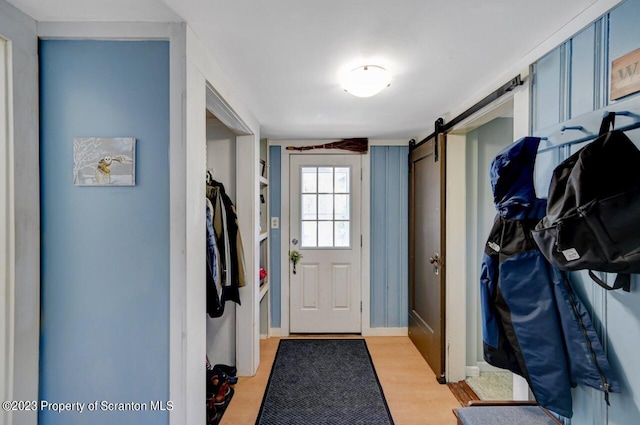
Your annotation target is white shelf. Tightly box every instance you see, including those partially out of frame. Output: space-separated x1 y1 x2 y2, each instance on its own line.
259 176 269 186
259 231 268 242
259 282 269 301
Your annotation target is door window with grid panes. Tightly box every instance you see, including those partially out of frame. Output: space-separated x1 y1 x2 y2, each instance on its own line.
300 167 350 248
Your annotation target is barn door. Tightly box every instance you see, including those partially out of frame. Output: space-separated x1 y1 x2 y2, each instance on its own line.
409 134 446 383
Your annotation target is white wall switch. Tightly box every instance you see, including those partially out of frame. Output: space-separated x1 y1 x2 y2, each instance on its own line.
271 217 280 229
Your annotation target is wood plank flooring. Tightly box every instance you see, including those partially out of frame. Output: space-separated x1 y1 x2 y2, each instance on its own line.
220 336 460 424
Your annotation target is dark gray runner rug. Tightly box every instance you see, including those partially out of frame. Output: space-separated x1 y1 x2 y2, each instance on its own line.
256 339 394 425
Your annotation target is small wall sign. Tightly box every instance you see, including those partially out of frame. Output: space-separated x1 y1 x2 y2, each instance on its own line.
611 47 640 101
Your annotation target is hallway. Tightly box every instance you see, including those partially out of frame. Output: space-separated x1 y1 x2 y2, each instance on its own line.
221 336 461 424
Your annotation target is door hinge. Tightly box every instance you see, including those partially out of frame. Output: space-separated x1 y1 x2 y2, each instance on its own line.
360 235 363 247
360 301 363 312
360 168 363 181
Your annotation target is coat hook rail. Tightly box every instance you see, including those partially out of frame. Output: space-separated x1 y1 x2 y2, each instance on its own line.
560 125 586 132
538 110 640 154
603 110 640 118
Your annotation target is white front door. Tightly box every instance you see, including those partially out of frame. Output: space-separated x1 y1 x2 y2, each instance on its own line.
289 154 362 333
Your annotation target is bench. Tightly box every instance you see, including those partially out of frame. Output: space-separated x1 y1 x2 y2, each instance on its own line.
453 401 563 425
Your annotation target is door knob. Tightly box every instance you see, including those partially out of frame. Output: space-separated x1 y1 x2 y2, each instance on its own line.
430 253 441 276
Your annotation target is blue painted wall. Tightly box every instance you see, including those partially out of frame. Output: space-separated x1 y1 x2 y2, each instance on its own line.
39 40 170 425
269 145 282 328
531 2 640 422
370 146 409 327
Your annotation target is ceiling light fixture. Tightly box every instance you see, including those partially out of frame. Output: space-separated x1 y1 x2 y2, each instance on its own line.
341 65 391 98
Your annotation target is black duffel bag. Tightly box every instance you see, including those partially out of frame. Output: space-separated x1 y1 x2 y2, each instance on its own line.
532 112 640 292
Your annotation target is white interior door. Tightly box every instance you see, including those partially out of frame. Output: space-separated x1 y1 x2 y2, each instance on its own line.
289 154 361 333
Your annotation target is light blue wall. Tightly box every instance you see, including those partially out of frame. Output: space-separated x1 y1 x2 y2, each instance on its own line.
570 24 598 118
269 145 282 328
533 48 562 131
370 146 409 327
39 40 170 425
531 2 640 422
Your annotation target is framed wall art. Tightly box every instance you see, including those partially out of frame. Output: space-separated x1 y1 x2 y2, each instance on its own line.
73 137 136 186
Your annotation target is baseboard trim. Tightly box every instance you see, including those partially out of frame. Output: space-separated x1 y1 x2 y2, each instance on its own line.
362 327 408 337
477 361 508 373
267 327 407 337
465 362 508 377
466 366 480 377
268 328 288 337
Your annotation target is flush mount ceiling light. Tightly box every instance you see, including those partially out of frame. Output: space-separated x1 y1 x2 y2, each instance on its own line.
341 65 391 98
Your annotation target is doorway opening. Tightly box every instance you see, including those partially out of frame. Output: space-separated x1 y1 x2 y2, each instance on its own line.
460 112 514 400
205 109 240 368
277 145 371 336
447 98 525 401
203 81 263 377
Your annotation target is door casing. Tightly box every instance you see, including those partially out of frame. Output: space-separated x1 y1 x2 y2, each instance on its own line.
0 36 14 424
277 143 378 336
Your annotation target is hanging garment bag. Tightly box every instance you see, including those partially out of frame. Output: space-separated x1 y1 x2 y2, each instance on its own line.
532 112 640 292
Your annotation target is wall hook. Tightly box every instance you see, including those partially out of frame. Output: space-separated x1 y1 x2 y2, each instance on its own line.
560 125 586 134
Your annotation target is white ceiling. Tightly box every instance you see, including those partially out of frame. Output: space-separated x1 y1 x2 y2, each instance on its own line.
9 0 599 139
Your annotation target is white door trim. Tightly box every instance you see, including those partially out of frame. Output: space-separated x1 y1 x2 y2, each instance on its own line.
0 35 15 425
1 5 39 423
277 143 371 336
445 93 520 384
444 133 467 383
360 151 372 335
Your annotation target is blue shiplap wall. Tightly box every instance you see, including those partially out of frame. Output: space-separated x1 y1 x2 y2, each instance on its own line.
370 146 409 327
39 40 170 425
531 2 640 422
269 145 282 328
602 9 640 418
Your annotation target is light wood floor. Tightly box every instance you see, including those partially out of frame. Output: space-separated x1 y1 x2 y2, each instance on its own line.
220 336 461 424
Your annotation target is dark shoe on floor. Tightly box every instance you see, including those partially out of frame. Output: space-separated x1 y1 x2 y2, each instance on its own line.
206 395 218 425
212 366 238 385
213 382 231 406
213 363 237 377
